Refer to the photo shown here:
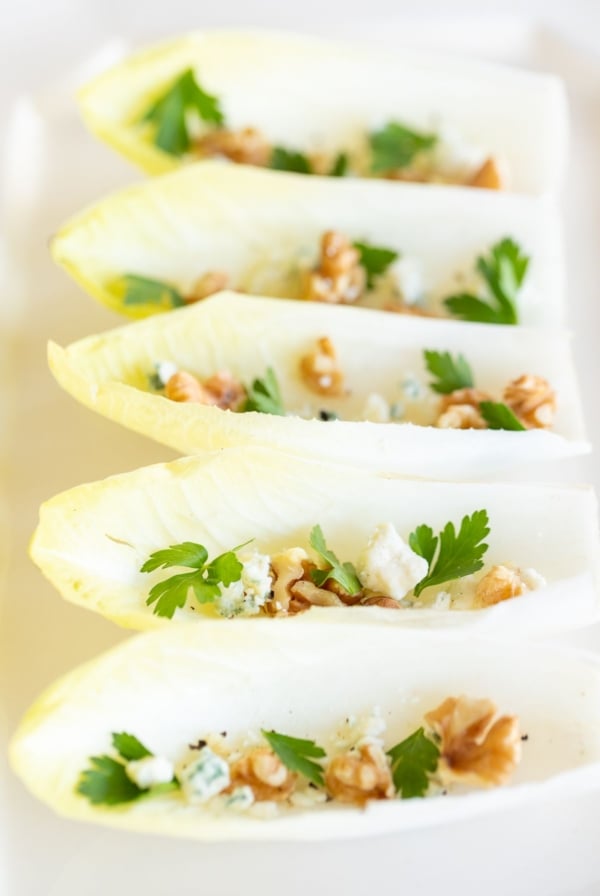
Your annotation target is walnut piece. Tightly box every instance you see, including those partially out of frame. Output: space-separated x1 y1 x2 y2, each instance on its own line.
475 565 527 608
195 127 272 167
290 579 345 607
436 387 490 430
437 404 487 430
305 230 366 305
425 696 521 787
325 743 394 805
165 369 246 410
361 594 402 609
439 388 491 412
269 548 308 613
186 270 229 303
228 747 296 802
165 371 210 403
299 336 345 396
468 157 503 190
503 375 556 429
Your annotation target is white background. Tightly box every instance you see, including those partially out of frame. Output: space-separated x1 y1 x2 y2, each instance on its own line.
2 1 600 894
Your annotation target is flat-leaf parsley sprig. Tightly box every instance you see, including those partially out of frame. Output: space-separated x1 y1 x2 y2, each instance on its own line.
142 540 251 618
409 510 490 597
444 238 529 325
309 525 362 595
262 730 327 787
77 733 179 806
387 727 440 798
141 69 225 156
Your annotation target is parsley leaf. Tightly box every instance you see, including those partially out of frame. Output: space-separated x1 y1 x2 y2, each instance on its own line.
112 732 152 762
142 542 245 618
423 349 474 395
242 367 285 415
262 730 326 787
410 510 490 597
444 238 529 325
270 147 313 174
353 241 399 289
329 152 349 177
369 121 437 174
114 274 185 309
77 755 144 806
142 68 225 156
309 525 362 595
479 401 526 431
141 542 209 573
388 727 440 798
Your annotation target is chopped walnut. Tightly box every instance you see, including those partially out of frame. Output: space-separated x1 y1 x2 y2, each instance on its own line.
202 370 247 411
299 336 345 397
290 579 345 607
361 594 402 609
165 371 210 403
185 270 229 303
439 388 491 413
503 375 556 429
228 747 296 802
268 548 308 614
468 157 503 190
325 743 394 805
425 696 521 787
437 404 486 430
195 127 272 167
305 230 366 305
475 565 528 608
165 369 246 409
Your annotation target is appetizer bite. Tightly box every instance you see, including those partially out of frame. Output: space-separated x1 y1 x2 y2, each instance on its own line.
52 162 564 323
77 31 566 194
47 294 587 477
30 446 599 632
11 624 600 839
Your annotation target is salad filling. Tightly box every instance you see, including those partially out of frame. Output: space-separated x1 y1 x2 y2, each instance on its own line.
77 696 522 813
138 67 505 190
114 233 530 324
139 515 546 620
149 346 557 434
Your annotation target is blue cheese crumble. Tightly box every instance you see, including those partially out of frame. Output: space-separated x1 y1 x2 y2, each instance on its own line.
179 746 230 804
215 551 272 617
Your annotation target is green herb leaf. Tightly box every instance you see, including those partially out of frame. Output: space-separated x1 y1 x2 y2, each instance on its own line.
353 241 399 289
479 401 526 431
423 350 474 395
309 525 362 595
388 727 440 798
242 367 285 415
142 542 244 618
369 121 437 174
444 238 528 325
112 732 152 762
262 730 326 787
77 755 144 806
270 147 313 174
115 274 185 309
141 542 209 573
329 152 349 177
411 510 490 597
142 68 225 156
408 524 438 567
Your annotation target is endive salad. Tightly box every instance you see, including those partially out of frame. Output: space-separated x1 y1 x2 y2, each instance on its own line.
52 162 564 323
77 31 566 194
30 447 600 633
47 293 587 477
11 624 600 839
